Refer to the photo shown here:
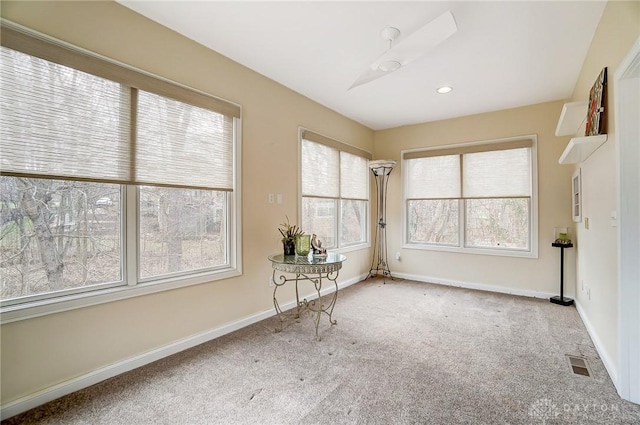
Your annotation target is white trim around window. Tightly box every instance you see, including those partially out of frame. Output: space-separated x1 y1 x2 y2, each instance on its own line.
401 135 538 259
0 122 242 324
0 21 243 323
298 127 372 253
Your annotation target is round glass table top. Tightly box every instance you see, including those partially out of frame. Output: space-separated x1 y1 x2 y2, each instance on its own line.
268 253 346 266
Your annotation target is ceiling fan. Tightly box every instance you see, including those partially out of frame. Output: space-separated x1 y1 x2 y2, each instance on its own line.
349 10 457 90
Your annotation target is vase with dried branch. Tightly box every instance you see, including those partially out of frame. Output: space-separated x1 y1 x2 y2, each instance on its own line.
278 216 304 256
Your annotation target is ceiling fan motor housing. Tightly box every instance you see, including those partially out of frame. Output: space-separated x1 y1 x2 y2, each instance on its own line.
381 26 400 42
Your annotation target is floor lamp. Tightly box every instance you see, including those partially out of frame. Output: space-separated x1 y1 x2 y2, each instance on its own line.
368 159 396 282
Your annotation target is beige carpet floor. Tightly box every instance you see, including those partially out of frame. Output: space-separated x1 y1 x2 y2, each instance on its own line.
3 277 639 424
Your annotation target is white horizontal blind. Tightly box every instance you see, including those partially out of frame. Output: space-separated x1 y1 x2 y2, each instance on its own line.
301 139 339 197
1 25 239 191
301 130 372 160
0 24 241 119
0 46 130 182
136 91 234 190
340 151 368 199
406 155 460 199
463 147 531 197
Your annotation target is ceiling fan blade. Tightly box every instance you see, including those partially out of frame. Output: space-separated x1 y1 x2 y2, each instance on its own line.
349 10 457 90
348 67 390 90
371 10 457 70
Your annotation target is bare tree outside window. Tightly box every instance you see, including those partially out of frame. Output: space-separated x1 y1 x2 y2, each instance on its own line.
341 199 366 246
0 177 122 300
408 199 459 245
139 186 227 279
465 198 529 249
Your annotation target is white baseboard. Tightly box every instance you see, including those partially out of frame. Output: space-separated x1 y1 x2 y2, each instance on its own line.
574 299 619 389
392 272 556 300
0 274 365 421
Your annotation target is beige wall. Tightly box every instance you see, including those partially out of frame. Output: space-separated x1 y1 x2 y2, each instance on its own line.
0 1 374 405
374 100 575 296
570 0 640 376
3 0 638 412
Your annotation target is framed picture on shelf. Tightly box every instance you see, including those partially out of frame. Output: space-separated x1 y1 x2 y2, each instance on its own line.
585 67 607 136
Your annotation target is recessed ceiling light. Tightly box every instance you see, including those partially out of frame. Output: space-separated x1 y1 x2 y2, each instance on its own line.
436 86 453 94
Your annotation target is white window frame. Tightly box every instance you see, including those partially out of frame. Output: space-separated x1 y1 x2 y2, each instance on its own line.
402 135 538 258
298 128 371 253
0 21 242 323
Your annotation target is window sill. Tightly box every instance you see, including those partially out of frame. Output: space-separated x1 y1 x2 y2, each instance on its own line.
0 267 241 324
403 243 538 259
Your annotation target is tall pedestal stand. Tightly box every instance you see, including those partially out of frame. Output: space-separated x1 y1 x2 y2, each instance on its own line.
550 242 574 306
367 160 395 283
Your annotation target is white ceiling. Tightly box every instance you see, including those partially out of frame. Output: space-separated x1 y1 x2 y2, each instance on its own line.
118 1 606 130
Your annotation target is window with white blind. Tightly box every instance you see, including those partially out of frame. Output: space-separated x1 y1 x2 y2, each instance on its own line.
403 136 537 257
300 129 371 250
0 22 241 318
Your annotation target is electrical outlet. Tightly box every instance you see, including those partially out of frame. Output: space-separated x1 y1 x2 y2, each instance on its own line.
268 276 274 287
268 193 275 204
395 252 401 260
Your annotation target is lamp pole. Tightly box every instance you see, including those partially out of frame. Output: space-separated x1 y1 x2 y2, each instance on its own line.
368 160 396 282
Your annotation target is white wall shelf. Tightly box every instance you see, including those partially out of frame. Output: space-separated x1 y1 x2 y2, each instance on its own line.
558 134 608 164
556 101 588 136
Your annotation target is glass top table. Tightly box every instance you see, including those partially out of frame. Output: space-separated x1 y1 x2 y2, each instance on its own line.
268 253 346 272
268 253 346 340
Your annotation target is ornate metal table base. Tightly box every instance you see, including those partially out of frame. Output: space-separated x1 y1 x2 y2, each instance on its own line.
269 253 346 341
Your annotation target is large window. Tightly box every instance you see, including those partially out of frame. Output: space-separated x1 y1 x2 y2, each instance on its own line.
0 23 240 316
300 130 371 250
403 137 537 257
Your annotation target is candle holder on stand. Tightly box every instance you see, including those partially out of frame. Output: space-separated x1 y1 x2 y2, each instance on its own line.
367 160 396 283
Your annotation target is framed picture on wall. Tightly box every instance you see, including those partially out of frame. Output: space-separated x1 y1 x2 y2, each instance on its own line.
585 67 607 136
572 168 582 223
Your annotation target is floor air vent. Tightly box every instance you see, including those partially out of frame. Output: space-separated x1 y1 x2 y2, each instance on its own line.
567 355 592 377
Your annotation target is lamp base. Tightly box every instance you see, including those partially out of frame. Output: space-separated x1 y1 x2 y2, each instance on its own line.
550 296 574 306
